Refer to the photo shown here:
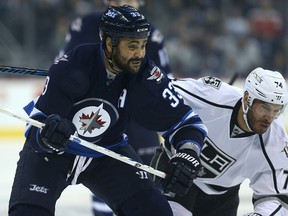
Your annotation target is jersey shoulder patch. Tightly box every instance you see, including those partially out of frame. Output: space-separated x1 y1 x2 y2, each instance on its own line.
147 66 164 83
201 76 222 90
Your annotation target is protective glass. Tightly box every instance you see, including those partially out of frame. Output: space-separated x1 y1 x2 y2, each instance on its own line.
250 100 284 118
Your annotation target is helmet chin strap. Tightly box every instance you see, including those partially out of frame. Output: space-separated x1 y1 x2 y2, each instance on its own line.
241 99 253 132
104 48 114 68
104 47 121 73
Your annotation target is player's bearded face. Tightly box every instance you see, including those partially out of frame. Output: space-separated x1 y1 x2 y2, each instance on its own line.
113 38 147 74
247 101 282 134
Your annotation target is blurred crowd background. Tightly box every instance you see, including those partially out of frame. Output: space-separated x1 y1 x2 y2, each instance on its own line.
1 0 288 78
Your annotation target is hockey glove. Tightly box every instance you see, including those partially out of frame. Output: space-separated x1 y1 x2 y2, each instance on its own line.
39 114 76 154
162 148 201 196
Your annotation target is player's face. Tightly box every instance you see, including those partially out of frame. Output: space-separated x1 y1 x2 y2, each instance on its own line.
247 100 283 134
113 37 148 74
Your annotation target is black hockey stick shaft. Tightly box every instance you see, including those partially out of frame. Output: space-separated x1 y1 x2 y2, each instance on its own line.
228 73 239 85
0 65 48 76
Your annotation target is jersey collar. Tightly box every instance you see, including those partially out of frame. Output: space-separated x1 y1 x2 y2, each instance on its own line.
230 99 255 138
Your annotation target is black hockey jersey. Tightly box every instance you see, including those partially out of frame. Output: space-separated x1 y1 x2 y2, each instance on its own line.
25 43 206 157
62 12 171 74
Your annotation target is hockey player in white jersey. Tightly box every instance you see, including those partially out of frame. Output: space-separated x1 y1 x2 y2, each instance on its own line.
151 67 288 216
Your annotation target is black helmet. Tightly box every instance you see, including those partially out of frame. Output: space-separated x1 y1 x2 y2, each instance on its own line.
99 5 150 46
102 0 145 7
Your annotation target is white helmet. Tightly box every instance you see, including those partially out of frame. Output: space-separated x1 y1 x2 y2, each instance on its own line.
244 67 288 107
242 67 288 132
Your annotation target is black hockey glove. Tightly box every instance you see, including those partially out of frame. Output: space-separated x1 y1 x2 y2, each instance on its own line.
162 148 201 196
38 114 76 154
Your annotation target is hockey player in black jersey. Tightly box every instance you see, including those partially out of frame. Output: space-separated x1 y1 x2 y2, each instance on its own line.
58 1 172 215
61 0 171 75
8 5 207 216
60 0 171 164
151 67 288 216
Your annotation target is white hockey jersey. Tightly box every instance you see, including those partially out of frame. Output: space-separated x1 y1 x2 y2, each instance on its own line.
171 76 288 215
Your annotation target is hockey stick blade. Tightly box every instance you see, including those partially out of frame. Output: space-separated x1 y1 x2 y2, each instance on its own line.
0 65 48 76
0 107 166 178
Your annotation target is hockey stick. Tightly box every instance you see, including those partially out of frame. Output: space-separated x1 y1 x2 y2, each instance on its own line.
0 65 242 86
0 65 48 76
228 73 239 85
0 107 166 178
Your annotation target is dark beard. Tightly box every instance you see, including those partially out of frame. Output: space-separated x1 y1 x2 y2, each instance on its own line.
113 48 143 74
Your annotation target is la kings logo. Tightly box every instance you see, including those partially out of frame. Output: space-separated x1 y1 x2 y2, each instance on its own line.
201 76 222 90
198 137 236 179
